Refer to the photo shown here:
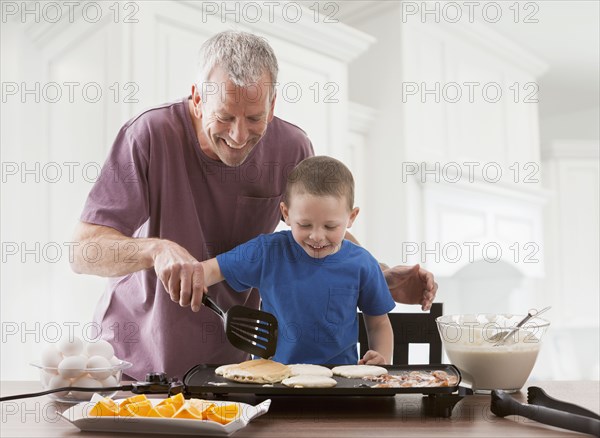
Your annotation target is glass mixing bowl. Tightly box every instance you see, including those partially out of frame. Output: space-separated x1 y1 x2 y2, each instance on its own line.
436 313 550 393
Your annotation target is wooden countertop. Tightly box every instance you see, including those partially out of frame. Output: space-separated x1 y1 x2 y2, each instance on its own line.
1 380 598 437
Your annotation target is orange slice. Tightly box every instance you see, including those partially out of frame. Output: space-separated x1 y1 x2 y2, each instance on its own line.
87 394 241 423
189 399 217 419
89 397 119 416
206 403 240 425
147 403 178 418
119 394 148 413
172 400 215 420
123 400 153 417
156 392 185 410
118 394 149 416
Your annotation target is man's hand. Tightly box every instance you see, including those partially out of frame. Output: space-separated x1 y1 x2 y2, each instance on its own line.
384 264 437 311
358 350 386 365
153 240 206 312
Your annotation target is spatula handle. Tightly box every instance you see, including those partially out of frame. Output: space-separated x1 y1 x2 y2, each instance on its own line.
528 386 600 420
492 390 600 436
202 295 225 319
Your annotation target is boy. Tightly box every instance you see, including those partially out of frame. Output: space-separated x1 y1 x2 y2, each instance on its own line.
195 156 395 365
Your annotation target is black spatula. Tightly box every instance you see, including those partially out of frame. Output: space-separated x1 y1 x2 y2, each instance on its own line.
202 295 278 359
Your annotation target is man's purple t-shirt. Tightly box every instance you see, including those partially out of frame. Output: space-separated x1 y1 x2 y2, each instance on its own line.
80 97 313 380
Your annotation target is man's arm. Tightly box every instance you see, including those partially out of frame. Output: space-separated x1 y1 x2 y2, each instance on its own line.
71 222 159 276
70 221 205 309
344 230 437 310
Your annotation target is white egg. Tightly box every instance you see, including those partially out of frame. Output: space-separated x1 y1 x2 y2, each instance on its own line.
84 340 114 360
71 376 101 400
41 345 63 368
86 355 112 379
57 355 87 379
48 374 71 397
109 355 121 366
79 341 91 356
39 370 55 388
57 336 83 357
100 375 119 388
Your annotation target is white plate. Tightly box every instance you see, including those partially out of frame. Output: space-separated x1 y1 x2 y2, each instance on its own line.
59 394 271 436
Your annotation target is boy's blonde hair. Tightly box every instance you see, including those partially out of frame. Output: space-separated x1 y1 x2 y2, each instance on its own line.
285 156 355 211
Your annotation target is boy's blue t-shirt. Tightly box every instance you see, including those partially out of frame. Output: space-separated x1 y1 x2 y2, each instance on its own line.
216 230 396 364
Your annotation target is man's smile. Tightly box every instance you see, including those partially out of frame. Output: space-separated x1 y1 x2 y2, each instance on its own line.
220 137 248 149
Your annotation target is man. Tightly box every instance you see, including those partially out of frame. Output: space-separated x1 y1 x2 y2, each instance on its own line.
71 31 437 380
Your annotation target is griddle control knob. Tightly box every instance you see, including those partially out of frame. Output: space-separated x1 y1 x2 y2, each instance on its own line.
145 372 169 384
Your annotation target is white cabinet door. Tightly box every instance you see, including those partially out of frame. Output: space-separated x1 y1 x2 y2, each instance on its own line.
401 22 543 169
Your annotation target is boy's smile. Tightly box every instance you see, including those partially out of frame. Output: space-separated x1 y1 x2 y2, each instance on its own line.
280 191 359 259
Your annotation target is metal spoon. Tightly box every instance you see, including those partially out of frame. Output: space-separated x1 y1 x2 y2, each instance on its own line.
491 306 551 347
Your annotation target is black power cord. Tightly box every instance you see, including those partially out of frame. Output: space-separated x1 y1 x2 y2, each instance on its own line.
0 385 133 402
0 372 182 402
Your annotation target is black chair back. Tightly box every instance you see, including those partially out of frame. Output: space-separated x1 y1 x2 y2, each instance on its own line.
358 303 443 364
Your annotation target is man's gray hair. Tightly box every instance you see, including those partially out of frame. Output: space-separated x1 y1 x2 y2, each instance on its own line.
198 30 278 100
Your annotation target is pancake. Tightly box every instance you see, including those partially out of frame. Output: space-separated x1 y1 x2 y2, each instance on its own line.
288 364 333 377
221 359 291 384
215 364 237 376
331 365 388 378
282 375 337 388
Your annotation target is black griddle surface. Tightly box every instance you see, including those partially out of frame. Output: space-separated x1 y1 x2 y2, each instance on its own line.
183 364 461 397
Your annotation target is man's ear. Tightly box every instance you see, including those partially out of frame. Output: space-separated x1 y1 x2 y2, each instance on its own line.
280 201 290 225
191 84 202 117
347 207 360 228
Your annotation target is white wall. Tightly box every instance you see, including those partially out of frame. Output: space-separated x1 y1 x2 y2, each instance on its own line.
541 140 599 380
540 107 600 144
347 11 406 265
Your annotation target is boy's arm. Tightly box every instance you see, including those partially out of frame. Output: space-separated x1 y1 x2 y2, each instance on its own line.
189 258 225 312
202 258 225 285
359 314 394 365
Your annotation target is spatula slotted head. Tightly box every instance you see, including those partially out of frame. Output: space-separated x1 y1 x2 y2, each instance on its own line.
224 306 278 359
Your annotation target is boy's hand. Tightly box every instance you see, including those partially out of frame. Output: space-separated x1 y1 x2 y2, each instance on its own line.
358 350 387 365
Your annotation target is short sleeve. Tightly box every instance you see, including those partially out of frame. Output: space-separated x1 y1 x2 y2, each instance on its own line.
80 125 150 236
357 255 396 316
216 235 266 292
